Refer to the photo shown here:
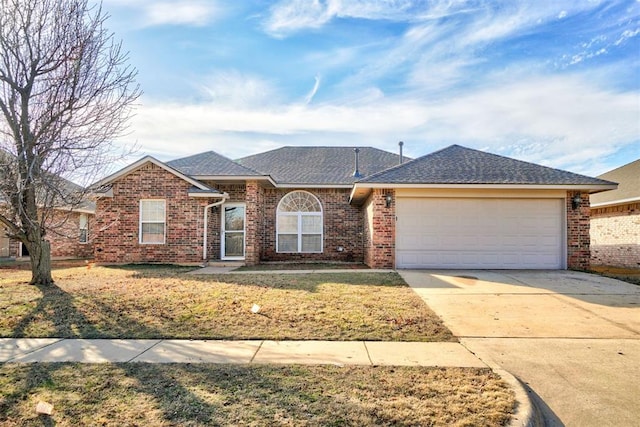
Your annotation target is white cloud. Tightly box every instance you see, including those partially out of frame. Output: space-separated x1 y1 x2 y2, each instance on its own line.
118 72 638 177
197 70 279 107
103 0 219 27
264 0 420 37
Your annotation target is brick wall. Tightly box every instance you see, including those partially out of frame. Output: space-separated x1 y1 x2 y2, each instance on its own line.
590 202 640 268
260 188 364 263
46 211 94 259
567 191 591 270
1 211 94 259
363 189 395 269
94 163 210 263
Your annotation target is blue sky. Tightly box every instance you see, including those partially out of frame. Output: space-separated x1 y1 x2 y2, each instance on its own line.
102 0 639 177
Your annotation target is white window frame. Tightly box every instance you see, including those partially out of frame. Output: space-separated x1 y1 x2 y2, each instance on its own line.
139 199 166 244
276 191 323 253
79 213 89 244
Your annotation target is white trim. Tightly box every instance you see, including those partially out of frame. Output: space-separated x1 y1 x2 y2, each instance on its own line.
221 202 246 260
591 196 640 208
277 183 353 189
139 199 166 245
276 191 323 253
350 183 618 203
188 191 229 198
93 156 212 191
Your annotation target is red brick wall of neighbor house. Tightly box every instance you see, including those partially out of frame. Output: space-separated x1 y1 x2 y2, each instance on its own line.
94 163 208 263
567 191 591 270
46 211 94 258
363 189 395 269
260 188 364 263
590 202 640 268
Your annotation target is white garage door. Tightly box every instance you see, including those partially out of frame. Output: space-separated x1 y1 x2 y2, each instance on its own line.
396 198 564 269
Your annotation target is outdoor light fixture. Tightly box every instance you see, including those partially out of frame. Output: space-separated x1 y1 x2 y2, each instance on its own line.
385 194 393 208
571 194 582 210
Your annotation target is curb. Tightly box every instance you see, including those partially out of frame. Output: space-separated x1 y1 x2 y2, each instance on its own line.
492 367 542 427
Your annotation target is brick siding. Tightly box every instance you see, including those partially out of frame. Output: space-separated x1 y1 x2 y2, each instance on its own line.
260 188 364 263
363 189 395 269
567 191 591 270
94 163 210 263
590 202 640 268
1 210 93 259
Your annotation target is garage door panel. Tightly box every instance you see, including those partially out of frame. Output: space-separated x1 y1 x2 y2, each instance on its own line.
396 198 564 269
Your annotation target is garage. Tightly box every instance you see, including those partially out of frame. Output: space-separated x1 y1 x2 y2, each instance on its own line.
396 197 564 269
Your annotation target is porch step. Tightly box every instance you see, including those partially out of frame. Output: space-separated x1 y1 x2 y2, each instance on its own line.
205 261 245 268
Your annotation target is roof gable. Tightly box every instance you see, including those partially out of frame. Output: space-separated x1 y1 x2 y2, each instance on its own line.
360 145 616 186
167 151 262 177
590 159 639 206
92 156 219 193
237 146 405 185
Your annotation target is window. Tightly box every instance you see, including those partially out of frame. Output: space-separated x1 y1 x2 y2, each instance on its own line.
140 200 165 244
79 213 88 243
277 191 322 253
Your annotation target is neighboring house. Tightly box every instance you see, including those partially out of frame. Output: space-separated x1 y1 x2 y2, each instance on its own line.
91 144 615 270
0 165 95 260
590 159 640 268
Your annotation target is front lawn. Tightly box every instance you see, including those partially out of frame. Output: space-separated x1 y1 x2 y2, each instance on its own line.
0 265 453 341
0 363 514 426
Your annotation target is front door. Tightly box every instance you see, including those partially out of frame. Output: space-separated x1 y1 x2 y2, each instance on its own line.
221 203 245 259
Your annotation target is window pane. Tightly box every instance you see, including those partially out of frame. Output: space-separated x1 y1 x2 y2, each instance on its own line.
278 191 321 212
278 234 297 252
278 215 298 233
79 214 88 229
142 223 164 243
301 215 322 233
141 201 165 222
224 206 244 231
301 234 321 252
224 232 244 257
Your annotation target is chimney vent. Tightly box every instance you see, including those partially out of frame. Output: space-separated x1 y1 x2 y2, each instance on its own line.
399 141 404 164
353 148 362 178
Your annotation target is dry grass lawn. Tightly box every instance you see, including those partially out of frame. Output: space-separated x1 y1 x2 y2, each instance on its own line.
0 363 514 426
0 265 453 341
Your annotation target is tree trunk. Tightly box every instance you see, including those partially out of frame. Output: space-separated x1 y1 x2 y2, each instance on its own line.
28 239 54 286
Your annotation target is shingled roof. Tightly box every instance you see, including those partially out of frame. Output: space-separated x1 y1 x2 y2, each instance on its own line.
167 151 262 177
237 146 405 185
359 145 616 186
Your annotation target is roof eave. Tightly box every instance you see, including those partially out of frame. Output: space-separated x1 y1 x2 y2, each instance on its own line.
591 195 640 208
192 175 277 187
349 182 619 205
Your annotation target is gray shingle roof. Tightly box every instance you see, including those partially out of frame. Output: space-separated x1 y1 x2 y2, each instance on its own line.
360 145 615 185
237 146 405 185
590 159 639 205
167 151 262 177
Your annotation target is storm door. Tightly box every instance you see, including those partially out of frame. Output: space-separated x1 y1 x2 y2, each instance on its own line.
221 203 245 259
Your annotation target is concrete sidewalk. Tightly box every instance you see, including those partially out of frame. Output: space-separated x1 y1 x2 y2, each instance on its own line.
0 338 485 367
188 267 396 274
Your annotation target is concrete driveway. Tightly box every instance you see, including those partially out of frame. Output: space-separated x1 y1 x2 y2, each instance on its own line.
399 270 640 427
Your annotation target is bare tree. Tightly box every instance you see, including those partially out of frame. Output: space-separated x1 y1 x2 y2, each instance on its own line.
0 0 140 285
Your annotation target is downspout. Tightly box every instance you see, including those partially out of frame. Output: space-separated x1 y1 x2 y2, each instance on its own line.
203 198 227 261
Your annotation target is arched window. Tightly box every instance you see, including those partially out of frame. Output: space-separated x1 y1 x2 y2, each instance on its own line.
277 191 323 253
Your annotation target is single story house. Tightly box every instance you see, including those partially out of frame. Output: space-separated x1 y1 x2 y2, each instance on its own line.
590 159 640 268
91 144 616 270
